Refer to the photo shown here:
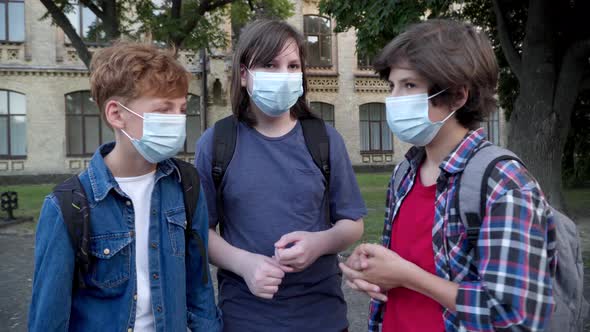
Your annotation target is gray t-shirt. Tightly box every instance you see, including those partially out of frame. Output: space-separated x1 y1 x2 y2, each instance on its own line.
196 120 366 331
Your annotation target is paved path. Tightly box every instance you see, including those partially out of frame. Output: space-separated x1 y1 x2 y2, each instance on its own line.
2 219 590 332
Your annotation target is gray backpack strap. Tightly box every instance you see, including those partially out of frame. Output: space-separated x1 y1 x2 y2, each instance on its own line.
458 144 522 249
393 160 410 195
550 208 589 332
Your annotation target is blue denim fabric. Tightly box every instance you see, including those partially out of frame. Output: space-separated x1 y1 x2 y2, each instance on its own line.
29 143 222 332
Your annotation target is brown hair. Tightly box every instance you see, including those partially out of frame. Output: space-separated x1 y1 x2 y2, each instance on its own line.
374 19 499 129
230 19 314 126
90 41 190 125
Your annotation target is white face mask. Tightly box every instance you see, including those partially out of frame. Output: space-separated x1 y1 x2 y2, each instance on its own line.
118 102 186 163
385 89 455 146
247 69 304 117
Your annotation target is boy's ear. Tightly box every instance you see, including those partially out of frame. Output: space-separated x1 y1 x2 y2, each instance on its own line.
104 100 125 130
451 86 469 111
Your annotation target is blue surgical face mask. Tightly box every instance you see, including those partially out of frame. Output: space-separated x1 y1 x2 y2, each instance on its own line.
385 89 454 146
118 102 186 163
247 69 304 117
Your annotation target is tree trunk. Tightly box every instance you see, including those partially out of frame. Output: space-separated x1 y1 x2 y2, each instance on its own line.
506 0 566 209
39 0 92 68
101 0 120 40
508 97 565 209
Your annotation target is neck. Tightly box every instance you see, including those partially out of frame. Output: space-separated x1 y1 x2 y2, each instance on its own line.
423 121 469 169
104 138 157 178
251 104 297 137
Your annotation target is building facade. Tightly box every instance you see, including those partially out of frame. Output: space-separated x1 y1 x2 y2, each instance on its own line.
0 0 504 179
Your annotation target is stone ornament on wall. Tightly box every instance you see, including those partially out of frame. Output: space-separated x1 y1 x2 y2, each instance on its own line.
0 44 25 62
307 77 339 93
361 153 394 163
354 77 390 93
0 161 25 172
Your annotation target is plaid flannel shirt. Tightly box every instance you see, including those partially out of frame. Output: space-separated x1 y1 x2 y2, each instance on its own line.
368 129 557 332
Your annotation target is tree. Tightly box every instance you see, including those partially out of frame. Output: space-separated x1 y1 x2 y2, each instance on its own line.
320 0 590 209
39 0 294 68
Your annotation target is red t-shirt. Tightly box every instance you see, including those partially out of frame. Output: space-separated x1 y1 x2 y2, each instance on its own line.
382 168 445 332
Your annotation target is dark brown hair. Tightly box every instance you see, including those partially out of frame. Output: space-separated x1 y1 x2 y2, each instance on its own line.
374 19 499 129
90 41 190 126
230 19 313 126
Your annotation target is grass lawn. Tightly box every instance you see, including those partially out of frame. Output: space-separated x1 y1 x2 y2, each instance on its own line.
1 183 54 231
1 175 588 241
563 188 590 220
355 172 391 244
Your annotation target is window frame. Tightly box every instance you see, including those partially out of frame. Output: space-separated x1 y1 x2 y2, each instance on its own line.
357 50 374 71
310 101 335 127
181 93 201 155
0 89 27 159
66 1 107 46
303 15 333 68
65 90 111 157
0 0 25 43
359 103 393 154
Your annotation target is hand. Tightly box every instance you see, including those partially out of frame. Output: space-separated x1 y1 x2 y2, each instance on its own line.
340 243 413 293
344 274 388 302
340 246 387 301
274 231 326 272
238 252 292 299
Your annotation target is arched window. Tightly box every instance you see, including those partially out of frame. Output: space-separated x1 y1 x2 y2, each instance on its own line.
310 102 334 127
303 15 332 67
65 91 113 156
0 89 26 158
359 103 393 153
183 94 201 155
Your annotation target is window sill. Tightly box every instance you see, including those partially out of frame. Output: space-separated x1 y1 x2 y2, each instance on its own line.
360 151 393 155
0 156 27 160
64 42 109 48
66 154 94 158
306 66 338 77
0 41 25 46
354 70 379 78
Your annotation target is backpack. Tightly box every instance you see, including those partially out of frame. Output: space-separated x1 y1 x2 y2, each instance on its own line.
394 143 589 331
52 158 209 289
211 115 331 229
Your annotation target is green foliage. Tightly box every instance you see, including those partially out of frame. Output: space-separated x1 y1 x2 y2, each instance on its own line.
319 0 524 118
320 0 444 59
44 0 294 52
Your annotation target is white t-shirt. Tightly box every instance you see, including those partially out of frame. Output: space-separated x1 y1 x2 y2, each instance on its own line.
116 171 156 332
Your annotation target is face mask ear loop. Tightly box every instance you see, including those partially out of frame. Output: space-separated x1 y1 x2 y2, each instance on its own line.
427 87 449 100
116 102 143 141
440 108 458 123
120 129 138 142
117 102 145 119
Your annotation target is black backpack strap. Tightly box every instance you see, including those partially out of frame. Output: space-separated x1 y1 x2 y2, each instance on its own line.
212 116 238 234
212 116 238 189
300 117 331 185
172 158 208 285
53 175 90 289
301 117 332 225
457 144 523 250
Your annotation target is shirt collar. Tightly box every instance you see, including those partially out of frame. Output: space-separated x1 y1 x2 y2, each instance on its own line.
404 128 488 175
86 142 182 202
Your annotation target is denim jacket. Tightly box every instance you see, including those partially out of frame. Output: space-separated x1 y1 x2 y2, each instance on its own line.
29 143 222 332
